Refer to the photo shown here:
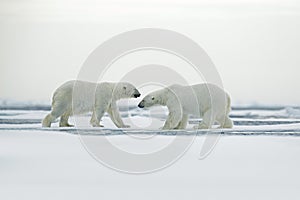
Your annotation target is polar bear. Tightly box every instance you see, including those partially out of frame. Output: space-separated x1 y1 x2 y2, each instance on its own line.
138 83 233 129
42 80 141 128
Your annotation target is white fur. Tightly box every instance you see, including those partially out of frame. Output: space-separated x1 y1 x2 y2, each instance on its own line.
139 83 233 130
42 80 140 128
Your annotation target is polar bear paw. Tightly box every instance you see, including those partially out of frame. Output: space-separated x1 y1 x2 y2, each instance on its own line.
91 123 104 127
120 124 130 128
193 123 209 129
59 123 74 127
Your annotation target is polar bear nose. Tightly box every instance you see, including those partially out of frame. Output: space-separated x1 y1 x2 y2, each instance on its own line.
133 89 141 98
138 100 144 108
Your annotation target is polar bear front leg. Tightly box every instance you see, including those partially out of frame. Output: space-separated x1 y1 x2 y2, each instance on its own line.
90 111 104 127
175 114 189 129
162 111 182 130
107 102 130 128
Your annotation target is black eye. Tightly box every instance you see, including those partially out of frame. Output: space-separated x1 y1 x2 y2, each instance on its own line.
123 86 126 90
151 97 155 100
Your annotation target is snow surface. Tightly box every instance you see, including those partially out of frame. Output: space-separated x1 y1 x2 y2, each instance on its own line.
1 104 300 200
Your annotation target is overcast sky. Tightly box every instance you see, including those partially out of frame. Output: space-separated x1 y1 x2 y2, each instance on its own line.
0 0 300 105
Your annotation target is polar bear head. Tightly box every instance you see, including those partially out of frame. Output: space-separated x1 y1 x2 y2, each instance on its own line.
137 89 169 108
113 82 141 99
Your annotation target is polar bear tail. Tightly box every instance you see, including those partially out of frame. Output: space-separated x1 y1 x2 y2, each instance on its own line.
226 94 232 115
52 90 59 106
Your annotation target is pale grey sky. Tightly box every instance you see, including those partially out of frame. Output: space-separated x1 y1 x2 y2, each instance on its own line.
1 0 300 105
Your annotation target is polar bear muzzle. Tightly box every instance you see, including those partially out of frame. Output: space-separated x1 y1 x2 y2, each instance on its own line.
132 89 141 98
138 100 145 108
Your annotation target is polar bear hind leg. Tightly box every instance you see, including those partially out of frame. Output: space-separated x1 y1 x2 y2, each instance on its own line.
221 116 233 128
216 115 233 129
59 110 74 127
221 95 233 128
194 109 215 129
90 109 105 127
42 103 67 127
215 99 233 128
162 111 182 130
42 113 56 127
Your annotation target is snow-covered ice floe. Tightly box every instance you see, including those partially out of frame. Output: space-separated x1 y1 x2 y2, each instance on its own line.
1 102 300 200
0 103 300 136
